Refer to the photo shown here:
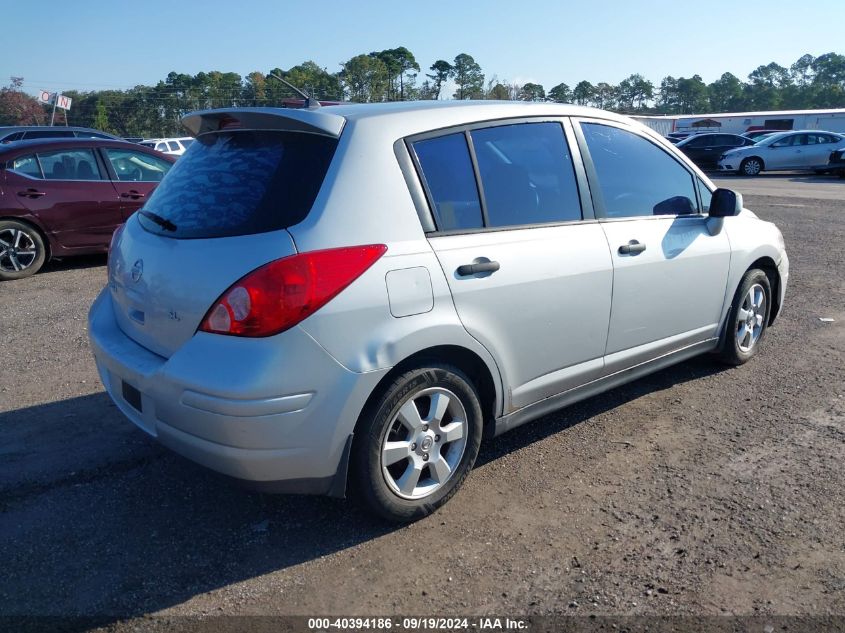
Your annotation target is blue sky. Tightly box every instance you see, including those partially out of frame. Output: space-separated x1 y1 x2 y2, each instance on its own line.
3 0 844 96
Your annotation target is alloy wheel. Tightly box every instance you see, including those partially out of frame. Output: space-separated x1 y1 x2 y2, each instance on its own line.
381 387 468 500
736 283 767 352
743 159 762 176
0 228 38 273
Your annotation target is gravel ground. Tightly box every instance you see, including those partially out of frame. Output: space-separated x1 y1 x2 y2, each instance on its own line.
1 189 843 628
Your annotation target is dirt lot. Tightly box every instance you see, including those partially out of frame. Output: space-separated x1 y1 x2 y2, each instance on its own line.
1 181 844 629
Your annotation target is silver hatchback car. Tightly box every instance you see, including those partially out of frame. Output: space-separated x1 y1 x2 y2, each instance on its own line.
89 102 789 521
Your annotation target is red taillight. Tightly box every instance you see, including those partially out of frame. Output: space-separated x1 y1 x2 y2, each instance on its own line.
199 244 387 337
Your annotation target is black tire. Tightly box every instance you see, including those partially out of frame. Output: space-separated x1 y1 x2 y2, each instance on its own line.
718 269 772 366
739 157 764 176
0 220 47 281
351 363 483 522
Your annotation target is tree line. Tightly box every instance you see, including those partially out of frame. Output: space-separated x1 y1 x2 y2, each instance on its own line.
2 49 844 137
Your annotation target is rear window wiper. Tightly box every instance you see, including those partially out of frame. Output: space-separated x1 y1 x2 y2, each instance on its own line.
139 210 177 232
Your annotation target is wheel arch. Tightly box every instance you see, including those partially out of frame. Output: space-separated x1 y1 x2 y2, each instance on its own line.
354 344 501 440
747 256 781 325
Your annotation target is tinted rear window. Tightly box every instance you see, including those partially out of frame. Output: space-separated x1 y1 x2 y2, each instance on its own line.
138 131 337 238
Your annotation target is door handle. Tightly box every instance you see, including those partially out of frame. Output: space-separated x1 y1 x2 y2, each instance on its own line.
18 189 46 198
618 240 647 255
457 261 500 276
121 190 145 199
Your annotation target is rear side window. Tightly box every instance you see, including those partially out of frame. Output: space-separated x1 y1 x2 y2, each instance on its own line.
139 130 337 239
471 122 581 226
412 133 483 231
24 130 74 139
581 123 697 217
9 154 42 178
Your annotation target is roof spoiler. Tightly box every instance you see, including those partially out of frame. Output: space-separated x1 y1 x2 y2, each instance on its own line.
181 108 345 139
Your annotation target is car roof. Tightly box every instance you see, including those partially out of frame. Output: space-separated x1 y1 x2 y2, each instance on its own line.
182 101 637 140
769 129 841 135
0 125 119 139
0 125 110 132
676 132 748 144
681 132 745 138
0 137 176 158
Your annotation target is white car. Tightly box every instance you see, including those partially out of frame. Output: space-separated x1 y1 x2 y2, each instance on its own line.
139 137 194 156
718 130 844 175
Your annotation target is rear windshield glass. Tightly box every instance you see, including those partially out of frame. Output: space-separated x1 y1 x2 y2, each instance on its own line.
138 130 337 238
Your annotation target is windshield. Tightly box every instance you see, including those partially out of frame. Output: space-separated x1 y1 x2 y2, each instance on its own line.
757 133 789 146
752 133 778 144
138 130 337 239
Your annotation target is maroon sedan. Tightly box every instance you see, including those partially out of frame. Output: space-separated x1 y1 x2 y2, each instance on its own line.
0 138 176 280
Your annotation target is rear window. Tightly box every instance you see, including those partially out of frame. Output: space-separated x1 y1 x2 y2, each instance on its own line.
138 130 337 239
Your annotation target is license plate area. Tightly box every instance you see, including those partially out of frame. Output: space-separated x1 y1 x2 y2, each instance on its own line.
122 381 143 413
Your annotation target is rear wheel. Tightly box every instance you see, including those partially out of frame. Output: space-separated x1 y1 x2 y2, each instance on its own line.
740 157 764 176
718 269 772 365
0 220 46 281
351 363 483 522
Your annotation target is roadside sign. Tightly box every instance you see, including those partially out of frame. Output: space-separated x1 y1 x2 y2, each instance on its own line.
56 94 72 111
37 90 53 104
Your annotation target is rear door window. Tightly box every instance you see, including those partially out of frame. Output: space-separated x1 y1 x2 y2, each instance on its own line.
138 130 337 238
685 136 709 148
37 149 102 180
471 122 581 226
75 131 110 139
412 133 483 231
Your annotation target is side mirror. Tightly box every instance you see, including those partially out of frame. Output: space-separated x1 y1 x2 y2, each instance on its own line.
709 188 743 218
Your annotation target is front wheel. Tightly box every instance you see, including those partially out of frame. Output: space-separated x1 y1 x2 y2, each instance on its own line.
0 220 46 281
351 363 483 522
740 157 764 176
718 269 772 366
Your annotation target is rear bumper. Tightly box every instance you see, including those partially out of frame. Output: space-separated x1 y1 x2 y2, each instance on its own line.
88 289 389 493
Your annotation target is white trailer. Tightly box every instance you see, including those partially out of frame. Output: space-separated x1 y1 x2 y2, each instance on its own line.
633 108 845 135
